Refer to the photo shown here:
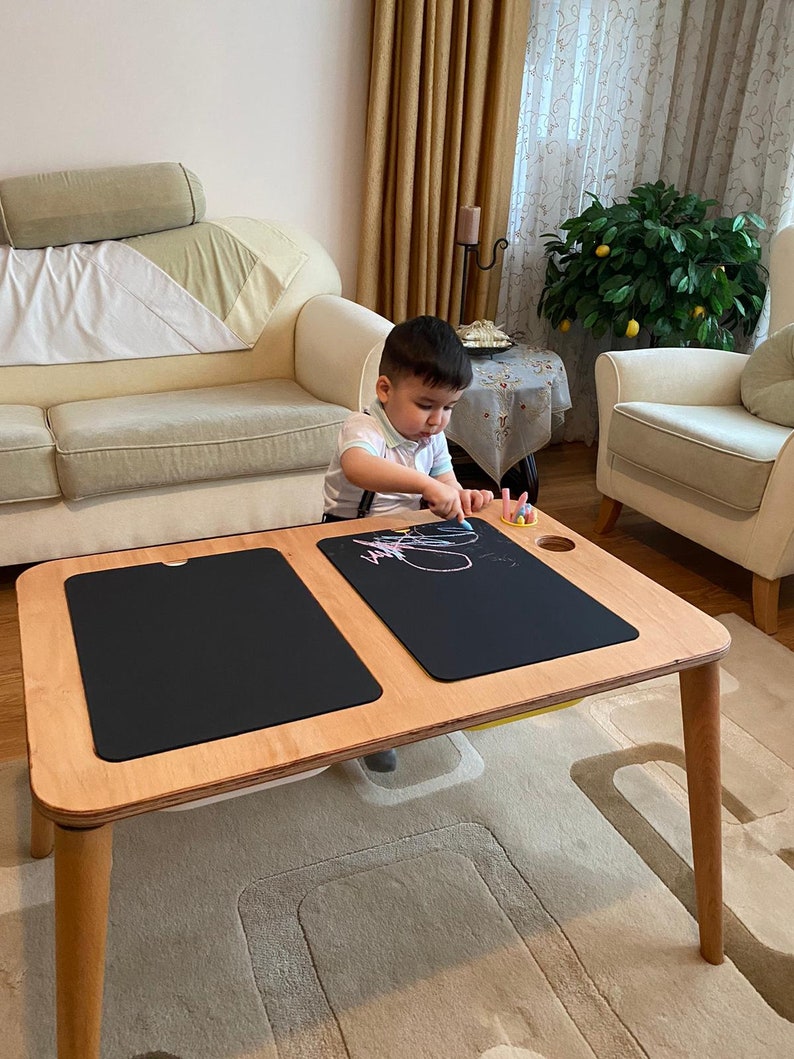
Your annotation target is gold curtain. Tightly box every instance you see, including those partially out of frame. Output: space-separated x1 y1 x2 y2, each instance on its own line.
356 0 530 325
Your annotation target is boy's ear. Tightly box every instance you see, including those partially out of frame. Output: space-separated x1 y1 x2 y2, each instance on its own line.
375 375 392 403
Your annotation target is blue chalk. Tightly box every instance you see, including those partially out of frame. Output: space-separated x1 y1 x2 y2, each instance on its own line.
460 519 473 531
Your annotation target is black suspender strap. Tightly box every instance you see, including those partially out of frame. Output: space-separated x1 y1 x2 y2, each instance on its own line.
357 491 376 518
356 408 377 518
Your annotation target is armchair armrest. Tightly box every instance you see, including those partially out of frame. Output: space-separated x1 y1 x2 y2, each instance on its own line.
751 430 794 581
295 294 393 411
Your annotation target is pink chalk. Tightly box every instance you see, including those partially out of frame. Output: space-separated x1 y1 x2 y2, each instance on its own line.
501 488 510 521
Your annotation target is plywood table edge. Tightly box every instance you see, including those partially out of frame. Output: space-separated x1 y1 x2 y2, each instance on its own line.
26 636 731 828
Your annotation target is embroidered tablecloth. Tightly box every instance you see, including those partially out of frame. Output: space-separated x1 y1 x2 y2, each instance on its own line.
446 346 571 483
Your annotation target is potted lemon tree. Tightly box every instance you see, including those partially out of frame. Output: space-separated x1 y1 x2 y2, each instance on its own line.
537 181 767 350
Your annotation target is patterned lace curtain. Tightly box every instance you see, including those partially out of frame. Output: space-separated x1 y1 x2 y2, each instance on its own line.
497 0 794 444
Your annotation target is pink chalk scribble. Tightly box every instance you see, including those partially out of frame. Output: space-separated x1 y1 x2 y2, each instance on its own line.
353 525 478 572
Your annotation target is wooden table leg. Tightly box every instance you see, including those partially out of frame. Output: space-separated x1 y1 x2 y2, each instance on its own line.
31 801 55 859
54 823 113 1059
679 661 723 964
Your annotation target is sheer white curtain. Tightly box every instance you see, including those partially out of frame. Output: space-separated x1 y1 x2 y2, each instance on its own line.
498 0 794 443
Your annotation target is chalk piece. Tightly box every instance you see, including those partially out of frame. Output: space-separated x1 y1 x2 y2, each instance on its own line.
460 519 473 531
512 491 529 522
501 488 510 521
516 515 525 526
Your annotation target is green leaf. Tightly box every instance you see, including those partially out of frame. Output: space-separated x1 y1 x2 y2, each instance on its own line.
575 295 601 317
601 225 618 244
732 215 745 231
592 319 610 339
650 287 666 312
599 274 633 291
583 310 600 328
639 278 656 305
612 285 634 305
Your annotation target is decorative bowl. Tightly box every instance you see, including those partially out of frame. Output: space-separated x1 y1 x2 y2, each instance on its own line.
461 341 515 358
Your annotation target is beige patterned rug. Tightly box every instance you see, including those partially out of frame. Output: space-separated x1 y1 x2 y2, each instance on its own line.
0 614 792 1058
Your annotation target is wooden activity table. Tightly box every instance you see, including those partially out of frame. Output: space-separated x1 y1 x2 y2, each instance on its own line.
16 504 729 1058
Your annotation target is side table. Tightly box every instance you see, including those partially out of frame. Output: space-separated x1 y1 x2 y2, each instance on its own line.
446 345 571 502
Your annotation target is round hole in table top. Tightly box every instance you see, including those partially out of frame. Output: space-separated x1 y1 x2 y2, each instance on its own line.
535 535 575 552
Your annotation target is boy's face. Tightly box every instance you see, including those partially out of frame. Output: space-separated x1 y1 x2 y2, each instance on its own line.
375 374 465 442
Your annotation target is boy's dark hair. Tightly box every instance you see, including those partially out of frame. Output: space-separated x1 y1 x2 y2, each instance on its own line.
380 316 472 390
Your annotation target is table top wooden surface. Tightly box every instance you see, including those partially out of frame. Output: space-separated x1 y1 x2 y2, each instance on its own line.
16 503 730 826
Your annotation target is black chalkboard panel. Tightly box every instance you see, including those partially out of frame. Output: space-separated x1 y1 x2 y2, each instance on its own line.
65 548 381 762
318 518 638 681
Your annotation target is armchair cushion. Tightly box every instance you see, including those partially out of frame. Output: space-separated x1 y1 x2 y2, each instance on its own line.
609 402 791 511
741 323 794 427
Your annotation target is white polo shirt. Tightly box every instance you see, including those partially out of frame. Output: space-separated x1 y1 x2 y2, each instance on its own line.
322 399 453 518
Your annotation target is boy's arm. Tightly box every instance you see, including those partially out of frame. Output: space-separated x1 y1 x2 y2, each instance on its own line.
340 448 465 520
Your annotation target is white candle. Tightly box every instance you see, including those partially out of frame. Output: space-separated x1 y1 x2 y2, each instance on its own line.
456 205 481 245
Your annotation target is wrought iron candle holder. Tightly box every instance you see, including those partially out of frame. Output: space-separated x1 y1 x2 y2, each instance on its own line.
457 237 509 326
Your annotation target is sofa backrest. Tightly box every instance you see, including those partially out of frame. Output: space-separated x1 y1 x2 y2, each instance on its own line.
0 221 341 408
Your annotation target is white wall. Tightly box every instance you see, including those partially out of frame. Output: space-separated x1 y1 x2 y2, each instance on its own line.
1 0 371 294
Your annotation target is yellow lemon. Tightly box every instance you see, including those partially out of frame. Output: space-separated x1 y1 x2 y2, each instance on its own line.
625 319 640 338
558 319 572 333
595 244 611 257
692 305 706 319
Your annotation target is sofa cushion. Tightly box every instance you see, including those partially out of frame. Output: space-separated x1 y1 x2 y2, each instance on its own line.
48 380 349 501
740 322 794 427
0 405 60 504
0 162 205 249
609 402 792 511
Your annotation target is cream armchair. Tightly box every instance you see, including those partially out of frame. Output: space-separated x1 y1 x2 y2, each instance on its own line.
594 346 794 633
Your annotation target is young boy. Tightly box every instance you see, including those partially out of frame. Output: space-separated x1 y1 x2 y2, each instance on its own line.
322 315 494 772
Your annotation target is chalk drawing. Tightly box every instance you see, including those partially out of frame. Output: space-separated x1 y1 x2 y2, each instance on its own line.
353 525 478 573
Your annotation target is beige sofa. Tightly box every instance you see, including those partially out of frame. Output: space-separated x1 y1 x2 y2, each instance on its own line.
594 222 794 633
0 222 393 567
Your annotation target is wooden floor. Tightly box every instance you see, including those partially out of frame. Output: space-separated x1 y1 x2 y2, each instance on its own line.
1 441 791 765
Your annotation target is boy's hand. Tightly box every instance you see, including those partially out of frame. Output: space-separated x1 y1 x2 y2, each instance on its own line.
423 479 466 521
458 488 494 515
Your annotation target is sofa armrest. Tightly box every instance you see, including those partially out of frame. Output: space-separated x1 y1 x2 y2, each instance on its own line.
295 295 393 411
